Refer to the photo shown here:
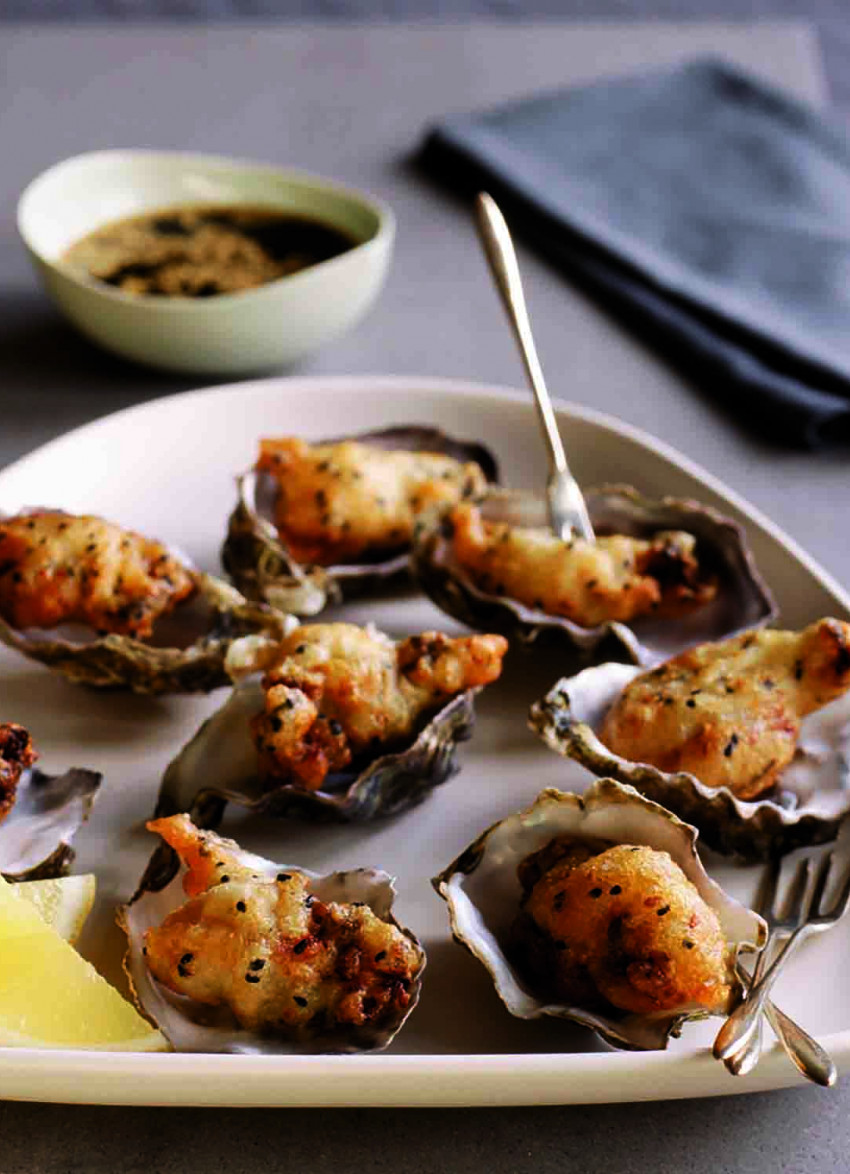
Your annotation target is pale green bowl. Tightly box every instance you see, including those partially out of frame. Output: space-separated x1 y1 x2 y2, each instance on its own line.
17 149 394 375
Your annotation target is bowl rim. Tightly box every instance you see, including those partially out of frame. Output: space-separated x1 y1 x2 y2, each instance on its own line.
16 147 396 311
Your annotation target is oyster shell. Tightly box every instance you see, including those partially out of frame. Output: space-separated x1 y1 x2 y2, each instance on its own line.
0 741 101 880
122 822 425 1054
155 626 495 825
411 484 776 668
529 662 850 861
0 509 294 693
221 425 499 615
433 779 765 1051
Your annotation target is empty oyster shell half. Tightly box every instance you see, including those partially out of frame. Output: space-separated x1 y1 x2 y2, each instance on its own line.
530 664 850 861
155 654 477 827
433 779 765 1051
412 485 775 667
0 759 101 880
0 564 293 695
221 425 499 616
122 834 424 1054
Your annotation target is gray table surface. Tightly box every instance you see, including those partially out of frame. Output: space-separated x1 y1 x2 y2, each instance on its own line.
1 20 849 1174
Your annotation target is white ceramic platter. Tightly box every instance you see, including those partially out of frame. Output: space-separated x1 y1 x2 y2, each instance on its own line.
1 375 849 1107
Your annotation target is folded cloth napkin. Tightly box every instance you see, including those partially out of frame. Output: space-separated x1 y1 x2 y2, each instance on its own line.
418 58 850 448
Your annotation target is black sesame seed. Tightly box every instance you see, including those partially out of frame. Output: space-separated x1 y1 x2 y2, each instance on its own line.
293 938 309 954
588 887 603 899
686 699 696 708
219 875 230 884
296 644 307 654
682 940 695 950
329 719 343 736
245 973 261 984
657 905 671 917
609 885 622 895
249 959 265 971
180 953 194 965
294 996 308 1007
177 963 190 978
794 660 804 681
236 900 247 912
374 951 386 962
277 873 291 882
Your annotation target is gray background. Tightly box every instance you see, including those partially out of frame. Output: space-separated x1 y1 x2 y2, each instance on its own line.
0 18 848 1174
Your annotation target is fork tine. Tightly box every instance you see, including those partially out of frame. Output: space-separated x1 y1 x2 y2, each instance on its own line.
754 855 782 918
780 857 812 922
806 852 834 919
826 853 850 920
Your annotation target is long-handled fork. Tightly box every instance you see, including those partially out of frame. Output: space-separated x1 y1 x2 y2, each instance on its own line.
715 850 850 1067
724 856 837 1086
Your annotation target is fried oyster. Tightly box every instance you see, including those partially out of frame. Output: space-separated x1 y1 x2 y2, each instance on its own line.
0 722 101 880
412 485 775 668
0 723 36 824
433 781 765 1051
0 511 195 638
125 814 425 1051
250 622 508 791
157 620 508 824
0 509 291 693
515 839 735 1017
449 500 717 628
256 436 489 566
600 619 850 801
222 426 498 616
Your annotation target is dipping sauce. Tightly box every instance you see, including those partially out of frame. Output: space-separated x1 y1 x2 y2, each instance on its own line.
62 205 357 298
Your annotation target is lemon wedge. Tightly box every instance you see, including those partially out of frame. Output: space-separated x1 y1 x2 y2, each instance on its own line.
9 874 96 943
0 875 168 1051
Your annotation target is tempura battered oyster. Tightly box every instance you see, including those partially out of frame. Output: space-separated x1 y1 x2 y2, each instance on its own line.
0 722 101 879
529 619 850 860
412 485 775 667
122 815 425 1054
156 621 508 824
222 425 498 615
0 510 293 693
433 780 765 1051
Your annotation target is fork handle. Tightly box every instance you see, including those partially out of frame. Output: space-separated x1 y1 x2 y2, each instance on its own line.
765 1001 837 1087
714 927 809 1061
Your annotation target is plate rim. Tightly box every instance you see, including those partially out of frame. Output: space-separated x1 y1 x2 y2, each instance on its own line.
1 372 847 1106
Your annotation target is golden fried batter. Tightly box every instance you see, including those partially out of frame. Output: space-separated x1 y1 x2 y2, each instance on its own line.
517 840 734 1016
0 723 36 825
601 619 850 800
144 815 423 1037
257 437 488 565
251 622 508 790
449 503 717 628
0 511 196 639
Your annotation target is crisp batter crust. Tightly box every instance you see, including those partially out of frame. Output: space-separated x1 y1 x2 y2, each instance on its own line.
0 512 196 639
601 619 850 800
516 840 734 1017
256 437 488 565
449 502 717 628
0 722 36 825
251 622 508 790
144 815 423 1037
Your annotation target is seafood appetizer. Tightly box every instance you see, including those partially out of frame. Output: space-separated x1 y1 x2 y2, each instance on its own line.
412 485 775 667
433 780 765 1051
222 426 498 615
122 814 425 1053
0 510 292 693
530 619 850 859
157 620 508 823
0 721 101 880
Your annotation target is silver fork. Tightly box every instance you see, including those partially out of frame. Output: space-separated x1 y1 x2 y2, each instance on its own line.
724 856 837 1086
474 191 595 544
715 850 850 1065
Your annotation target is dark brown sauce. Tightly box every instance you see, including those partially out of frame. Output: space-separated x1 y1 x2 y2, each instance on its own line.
63 204 357 298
